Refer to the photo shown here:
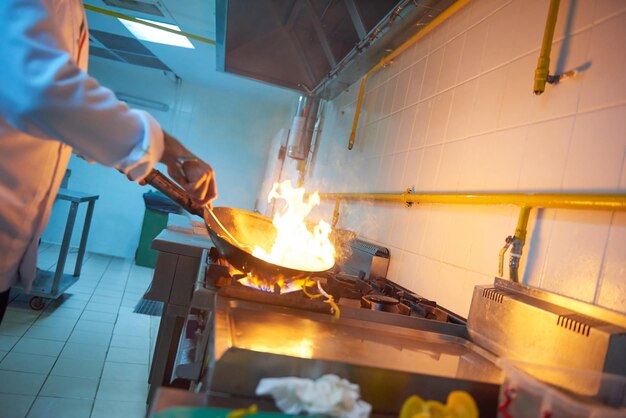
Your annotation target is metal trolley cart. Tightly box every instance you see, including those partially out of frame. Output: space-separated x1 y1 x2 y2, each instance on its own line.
15 188 99 310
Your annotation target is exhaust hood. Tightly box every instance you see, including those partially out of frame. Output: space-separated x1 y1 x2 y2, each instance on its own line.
216 0 457 100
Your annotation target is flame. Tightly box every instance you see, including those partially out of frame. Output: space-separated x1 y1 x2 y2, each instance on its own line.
253 180 335 271
216 253 310 294
238 273 308 294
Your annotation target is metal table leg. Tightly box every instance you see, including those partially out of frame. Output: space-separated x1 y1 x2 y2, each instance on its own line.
15 189 99 306
52 201 78 295
74 200 95 277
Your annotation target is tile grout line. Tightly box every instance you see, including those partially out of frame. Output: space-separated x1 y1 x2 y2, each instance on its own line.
1 250 85 408
88 258 134 418
21 254 111 418
2 250 95 349
4 251 156 416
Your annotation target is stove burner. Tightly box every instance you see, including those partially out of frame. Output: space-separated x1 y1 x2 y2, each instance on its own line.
326 273 366 300
202 248 466 324
205 249 320 294
361 294 399 311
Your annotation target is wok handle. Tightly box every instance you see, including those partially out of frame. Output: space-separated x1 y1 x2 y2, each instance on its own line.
144 169 204 217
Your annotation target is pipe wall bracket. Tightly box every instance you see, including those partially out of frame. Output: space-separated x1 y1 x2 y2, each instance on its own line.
403 187 415 207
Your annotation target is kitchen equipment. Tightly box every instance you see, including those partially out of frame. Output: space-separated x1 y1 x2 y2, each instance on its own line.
13 189 98 310
209 295 501 415
361 294 400 312
216 0 458 99
340 238 390 279
147 219 626 417
161 247 500 416
145 226 212 404
204 206 245 249
186 253 626 417
467 282 626 418
467 278 626 377
143 169 335 278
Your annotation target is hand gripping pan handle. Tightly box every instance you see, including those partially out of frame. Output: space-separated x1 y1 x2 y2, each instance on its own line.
143 169 204 217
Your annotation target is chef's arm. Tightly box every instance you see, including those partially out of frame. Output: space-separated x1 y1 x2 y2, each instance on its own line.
0 0 162 180
160 131 218 206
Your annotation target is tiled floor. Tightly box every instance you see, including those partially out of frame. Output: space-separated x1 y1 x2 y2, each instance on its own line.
0 243 159 418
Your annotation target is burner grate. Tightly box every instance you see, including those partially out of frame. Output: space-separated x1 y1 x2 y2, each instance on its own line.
203 247 466 325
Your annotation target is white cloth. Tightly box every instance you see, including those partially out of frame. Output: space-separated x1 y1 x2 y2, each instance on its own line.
0 0 164 292
256 374 372 418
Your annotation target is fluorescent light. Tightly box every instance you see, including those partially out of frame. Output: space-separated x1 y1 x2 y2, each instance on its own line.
119 18 194 49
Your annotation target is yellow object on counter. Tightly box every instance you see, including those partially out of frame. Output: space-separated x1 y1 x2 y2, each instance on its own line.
226 404 258 418
446 392 479 418
399 391 478 418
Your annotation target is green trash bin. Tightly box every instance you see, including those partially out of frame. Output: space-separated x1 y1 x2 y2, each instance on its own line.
135 191 182 268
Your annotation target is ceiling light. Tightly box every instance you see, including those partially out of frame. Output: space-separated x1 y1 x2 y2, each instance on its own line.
119 18 194 49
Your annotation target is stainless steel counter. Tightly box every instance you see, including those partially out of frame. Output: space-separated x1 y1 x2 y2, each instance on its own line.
208 294 502 416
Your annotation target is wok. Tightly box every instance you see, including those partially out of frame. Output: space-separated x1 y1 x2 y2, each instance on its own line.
144 169 334 279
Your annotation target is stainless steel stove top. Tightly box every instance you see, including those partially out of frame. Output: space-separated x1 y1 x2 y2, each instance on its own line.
196 247 503 416
152 227 626 418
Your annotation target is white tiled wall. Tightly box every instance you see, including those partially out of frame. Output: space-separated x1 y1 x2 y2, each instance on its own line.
276 0 626 316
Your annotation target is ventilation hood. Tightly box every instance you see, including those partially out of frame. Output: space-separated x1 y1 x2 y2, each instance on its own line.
216 0 456 99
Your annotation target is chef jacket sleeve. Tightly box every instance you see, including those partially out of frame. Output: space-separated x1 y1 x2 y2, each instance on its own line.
0 0 163 181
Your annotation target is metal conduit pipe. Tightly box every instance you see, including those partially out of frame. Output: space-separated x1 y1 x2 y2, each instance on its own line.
348 0 472 150
533 0 561 95
320 191 626 282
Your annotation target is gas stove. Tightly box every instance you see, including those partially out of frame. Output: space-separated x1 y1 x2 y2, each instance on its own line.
149 228 626 418
177 245 502 417
201 245 466 326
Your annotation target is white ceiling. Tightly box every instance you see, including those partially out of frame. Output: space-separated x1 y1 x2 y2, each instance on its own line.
84 0 298 102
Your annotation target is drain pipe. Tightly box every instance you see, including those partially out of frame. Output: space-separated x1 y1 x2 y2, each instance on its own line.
533 0 561 95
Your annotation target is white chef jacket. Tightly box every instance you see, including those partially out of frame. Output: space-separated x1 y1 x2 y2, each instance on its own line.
0 0 164 292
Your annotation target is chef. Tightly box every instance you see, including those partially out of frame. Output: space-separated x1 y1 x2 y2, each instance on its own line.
0 0 217 323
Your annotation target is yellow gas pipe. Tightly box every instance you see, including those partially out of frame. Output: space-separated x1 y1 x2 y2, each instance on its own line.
319 192 626 210
348 0 471 150
320 191 626 282
533 0 561 94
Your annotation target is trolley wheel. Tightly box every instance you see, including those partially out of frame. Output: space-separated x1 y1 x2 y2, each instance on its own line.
29 296 46 311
